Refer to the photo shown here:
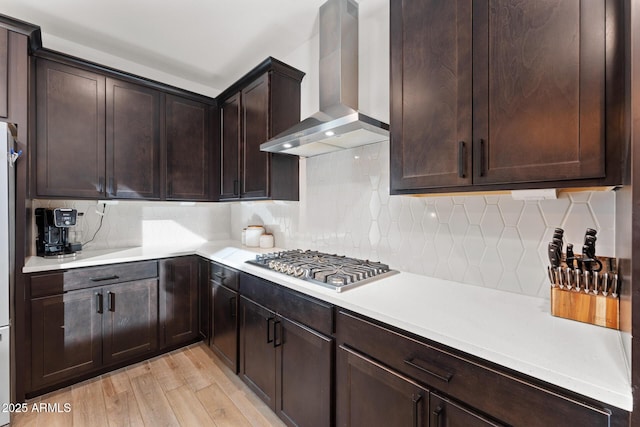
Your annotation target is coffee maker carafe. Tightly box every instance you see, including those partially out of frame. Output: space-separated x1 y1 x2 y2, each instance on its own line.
35 208 79 257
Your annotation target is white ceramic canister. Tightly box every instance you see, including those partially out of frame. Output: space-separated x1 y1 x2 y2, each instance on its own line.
259 233 274 249
241 228 247 245
245 225 265 247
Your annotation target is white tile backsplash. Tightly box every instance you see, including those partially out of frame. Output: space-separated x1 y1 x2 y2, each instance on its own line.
230 140 617 299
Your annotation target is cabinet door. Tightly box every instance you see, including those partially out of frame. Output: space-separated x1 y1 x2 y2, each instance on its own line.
102 279 158 366
430 393 503 427
106 78 161 199
0 28 7 119
36 59 106 198
472 0 605 184
276 317 332 427
336 345 429 427
30 289 102 390
160 257 198 347
210 281 238 372
220 92 241 200
239 296 276 408
165 94 210 200
241 73 270 199
390 0 472 191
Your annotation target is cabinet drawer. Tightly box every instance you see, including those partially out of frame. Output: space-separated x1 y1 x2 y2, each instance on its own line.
30 261 158 297
211 262 238 291
337 310 614 427
240 273 333 336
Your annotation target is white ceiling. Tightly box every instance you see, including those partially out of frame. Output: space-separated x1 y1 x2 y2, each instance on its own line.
1 0 330 96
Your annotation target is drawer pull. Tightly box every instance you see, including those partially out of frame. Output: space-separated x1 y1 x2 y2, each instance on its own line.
90 275 119 282
213 272 227 281
404 358 453 383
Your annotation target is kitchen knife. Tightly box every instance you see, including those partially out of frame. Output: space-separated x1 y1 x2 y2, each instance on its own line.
548 242 561 268
612 273 619 298
602 272 609 296
574 268 582 292
592 271 599 295
552 238 563 257
547 267 556 287
566 244 575 269
582 245 593 272
565 267 573 290
583 270 591 294
556 267 567 289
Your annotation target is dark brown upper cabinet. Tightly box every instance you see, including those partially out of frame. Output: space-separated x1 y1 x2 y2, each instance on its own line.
34 52 217 201
219 58 304 201
0 28 8 119
165 94 211 201
391 0 626 194
106 78 161 199
36 59 107 198
0 26 30 123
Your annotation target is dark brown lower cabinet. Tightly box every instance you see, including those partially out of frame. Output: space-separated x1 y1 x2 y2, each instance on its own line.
239 296 333 427
160 257 199 348
30 288 102 391
102 279 158 366
336 310 625 427
337 345 429 427
30 278 159 391
210 280 238 372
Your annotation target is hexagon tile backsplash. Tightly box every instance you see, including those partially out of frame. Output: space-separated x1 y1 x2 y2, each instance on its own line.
231 140 617 299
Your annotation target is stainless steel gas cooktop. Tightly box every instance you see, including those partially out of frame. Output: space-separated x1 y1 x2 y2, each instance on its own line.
246 249 397 292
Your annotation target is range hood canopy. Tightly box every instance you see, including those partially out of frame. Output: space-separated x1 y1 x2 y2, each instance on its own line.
260 0 389 157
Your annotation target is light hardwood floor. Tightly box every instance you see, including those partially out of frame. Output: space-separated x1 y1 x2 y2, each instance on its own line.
12 343 286 427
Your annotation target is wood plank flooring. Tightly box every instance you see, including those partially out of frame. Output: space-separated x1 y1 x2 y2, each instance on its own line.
12 343 286 427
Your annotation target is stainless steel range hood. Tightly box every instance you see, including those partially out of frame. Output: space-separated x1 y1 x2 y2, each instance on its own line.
260 0 389 157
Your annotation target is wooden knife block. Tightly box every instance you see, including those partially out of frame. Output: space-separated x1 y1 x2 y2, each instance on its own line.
549 254 620 330
550 287 619 329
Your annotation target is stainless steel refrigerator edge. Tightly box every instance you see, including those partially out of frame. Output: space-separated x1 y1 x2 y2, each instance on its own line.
0 121 14 426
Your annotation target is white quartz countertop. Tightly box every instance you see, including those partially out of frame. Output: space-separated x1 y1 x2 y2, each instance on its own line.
24 242 633 411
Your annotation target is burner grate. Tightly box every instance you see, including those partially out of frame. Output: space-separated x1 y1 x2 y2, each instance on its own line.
246 250 397 291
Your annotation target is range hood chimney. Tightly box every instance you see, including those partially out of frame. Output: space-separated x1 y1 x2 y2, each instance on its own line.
260 0 389 157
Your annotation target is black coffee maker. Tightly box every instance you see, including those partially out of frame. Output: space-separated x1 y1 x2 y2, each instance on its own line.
35 208 79 257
